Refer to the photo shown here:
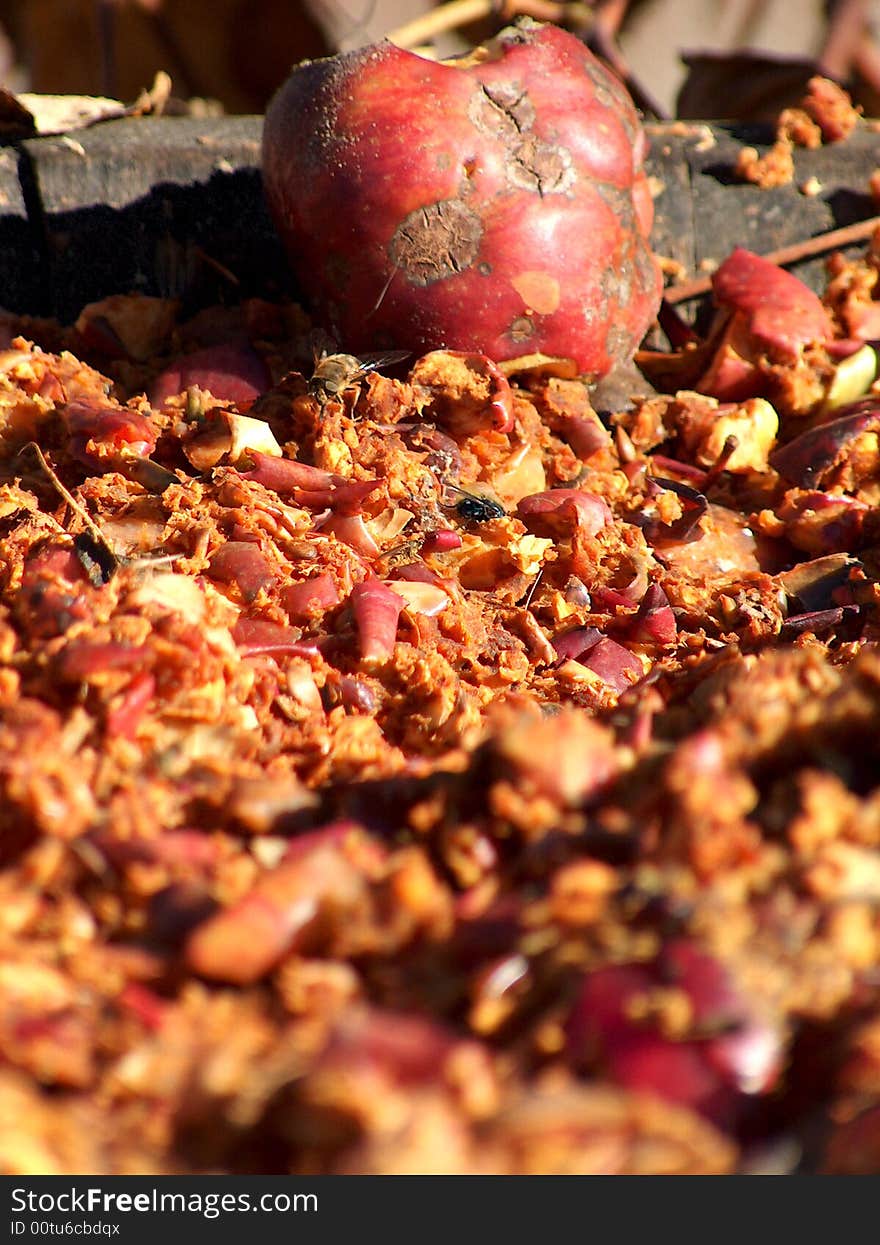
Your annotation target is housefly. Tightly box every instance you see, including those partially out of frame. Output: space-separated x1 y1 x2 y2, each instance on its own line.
446 484 506 524
308 350 410 403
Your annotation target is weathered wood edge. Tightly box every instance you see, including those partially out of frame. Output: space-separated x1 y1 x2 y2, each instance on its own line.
646 120 880 307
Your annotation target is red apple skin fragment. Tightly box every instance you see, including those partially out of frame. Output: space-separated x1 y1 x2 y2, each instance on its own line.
185 829 370 985
565 941 783 1129
710 247 834 359
351 576 405 663
150 342 270 408
517 489 612 535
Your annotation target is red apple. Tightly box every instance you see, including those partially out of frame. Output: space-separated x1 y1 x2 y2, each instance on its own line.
262 18 661 378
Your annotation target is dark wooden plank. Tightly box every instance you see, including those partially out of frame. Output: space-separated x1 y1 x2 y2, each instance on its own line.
0 144 43 314
652 121 880 299
643 126 695 280
22 116 287 323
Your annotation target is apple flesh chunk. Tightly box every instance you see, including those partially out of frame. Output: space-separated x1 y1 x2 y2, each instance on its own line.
262 19 661 379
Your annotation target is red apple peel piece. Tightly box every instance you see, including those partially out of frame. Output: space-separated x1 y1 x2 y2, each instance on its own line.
710 247 834 359
351 576 405 663
150 342 270 409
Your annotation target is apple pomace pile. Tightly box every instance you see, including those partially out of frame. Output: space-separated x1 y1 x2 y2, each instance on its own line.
2 26 880 1174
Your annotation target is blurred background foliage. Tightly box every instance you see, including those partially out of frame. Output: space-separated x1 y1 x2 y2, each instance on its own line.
0 0 878 120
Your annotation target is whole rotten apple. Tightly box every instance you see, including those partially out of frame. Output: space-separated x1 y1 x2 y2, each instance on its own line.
262 18 661 378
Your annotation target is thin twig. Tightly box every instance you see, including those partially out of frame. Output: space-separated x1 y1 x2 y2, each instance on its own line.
384 0 669 124
594 0 631 39
386 0 494 48
386 0 591 50
663 214 880 304
192 246 240 287
701 434 739 486
17 441 114 556
586 30 669 118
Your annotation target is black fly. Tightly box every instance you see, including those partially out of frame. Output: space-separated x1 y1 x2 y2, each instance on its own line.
446 484 506 524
